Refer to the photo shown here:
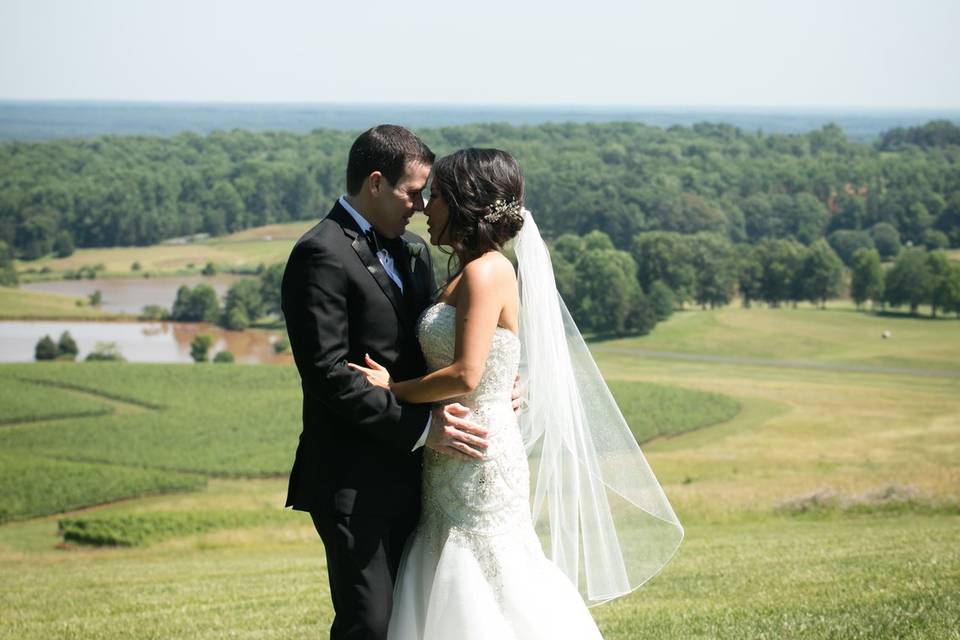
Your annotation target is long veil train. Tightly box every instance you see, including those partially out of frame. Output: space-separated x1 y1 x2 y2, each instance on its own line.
514 209 684 605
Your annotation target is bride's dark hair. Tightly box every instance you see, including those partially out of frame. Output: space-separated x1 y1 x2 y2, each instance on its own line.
431 148 525 275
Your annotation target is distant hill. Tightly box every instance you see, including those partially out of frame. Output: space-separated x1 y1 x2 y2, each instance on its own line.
1 101 958 143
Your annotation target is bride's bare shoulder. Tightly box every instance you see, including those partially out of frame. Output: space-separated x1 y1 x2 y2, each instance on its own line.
461 252 516 288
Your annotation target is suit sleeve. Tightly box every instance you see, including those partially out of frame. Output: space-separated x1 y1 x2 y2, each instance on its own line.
282 240 428 451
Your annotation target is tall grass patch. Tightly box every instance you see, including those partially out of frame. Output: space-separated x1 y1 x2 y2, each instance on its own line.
608 380 740 442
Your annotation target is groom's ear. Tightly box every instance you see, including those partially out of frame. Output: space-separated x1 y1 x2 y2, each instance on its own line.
368 171 384 196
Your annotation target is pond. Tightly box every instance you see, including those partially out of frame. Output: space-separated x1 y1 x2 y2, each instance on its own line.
0 320 293 365
20 275 252 315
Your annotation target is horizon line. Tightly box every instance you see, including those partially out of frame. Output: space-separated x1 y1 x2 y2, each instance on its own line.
1 99 959 113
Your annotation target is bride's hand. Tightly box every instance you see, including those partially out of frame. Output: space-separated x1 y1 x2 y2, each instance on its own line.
347 354 392 389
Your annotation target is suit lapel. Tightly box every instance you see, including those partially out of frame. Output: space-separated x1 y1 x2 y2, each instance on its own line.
398 236 433 314
327 204 403 317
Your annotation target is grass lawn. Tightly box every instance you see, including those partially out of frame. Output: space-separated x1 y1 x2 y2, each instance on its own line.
1 304 958 638
15 217 433 281
599 302 960 372
0 287 125 320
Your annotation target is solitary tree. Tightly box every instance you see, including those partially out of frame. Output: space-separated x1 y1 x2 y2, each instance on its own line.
190 334 214 362
57 331 79 360
35 335 57 360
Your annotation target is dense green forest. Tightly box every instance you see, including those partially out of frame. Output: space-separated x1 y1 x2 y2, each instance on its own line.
2 119 959 335
2 120 958 260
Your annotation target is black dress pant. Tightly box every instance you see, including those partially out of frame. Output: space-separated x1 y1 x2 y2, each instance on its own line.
311 510 418 640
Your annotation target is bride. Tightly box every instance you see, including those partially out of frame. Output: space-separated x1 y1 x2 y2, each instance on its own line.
350 148 683 639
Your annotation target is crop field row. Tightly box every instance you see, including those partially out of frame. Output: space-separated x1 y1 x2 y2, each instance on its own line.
0 451 205 523
0 377 113 424
0 361 735 520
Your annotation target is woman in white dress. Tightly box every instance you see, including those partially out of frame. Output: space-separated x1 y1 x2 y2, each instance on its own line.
351 149 683 640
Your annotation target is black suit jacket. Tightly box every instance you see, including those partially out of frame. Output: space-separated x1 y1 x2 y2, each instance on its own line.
281 202 437 516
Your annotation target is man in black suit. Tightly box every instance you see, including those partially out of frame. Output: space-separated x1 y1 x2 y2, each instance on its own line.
281 125 489 640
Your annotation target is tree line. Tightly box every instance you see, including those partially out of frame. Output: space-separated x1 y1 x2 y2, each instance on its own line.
548 229 960 335
1 120 958 261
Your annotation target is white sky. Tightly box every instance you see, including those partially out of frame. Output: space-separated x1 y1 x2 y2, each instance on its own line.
1 0 958 108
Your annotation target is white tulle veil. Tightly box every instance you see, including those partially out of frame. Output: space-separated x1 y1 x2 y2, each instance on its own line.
514 208 684 605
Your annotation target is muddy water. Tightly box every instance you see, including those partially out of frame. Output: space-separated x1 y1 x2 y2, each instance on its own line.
0 320 293 364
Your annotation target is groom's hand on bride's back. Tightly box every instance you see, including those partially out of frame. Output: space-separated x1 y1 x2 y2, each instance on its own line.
428 404 489 461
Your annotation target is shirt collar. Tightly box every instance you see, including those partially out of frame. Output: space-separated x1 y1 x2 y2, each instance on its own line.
338 195 373 235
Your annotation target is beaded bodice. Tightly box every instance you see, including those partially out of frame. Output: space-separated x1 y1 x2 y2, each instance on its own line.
417 302 531 539
418 302 521 413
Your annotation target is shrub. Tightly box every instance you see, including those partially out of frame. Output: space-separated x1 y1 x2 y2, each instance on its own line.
140 305 169 321
171 284 220 322
57 331 79 360
35 335 57 361
190 335 214 363
213 350 235 363
85 342 125 362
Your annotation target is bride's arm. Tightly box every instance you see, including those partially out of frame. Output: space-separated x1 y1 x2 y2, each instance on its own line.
351 256 510 404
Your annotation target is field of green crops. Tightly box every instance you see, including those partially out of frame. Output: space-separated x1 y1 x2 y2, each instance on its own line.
1 303 958 639
0 362 727 521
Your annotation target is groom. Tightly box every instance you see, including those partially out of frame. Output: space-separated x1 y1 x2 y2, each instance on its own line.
281 125 490 640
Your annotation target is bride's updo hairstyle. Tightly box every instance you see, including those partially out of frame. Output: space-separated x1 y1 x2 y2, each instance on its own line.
431 148 525 269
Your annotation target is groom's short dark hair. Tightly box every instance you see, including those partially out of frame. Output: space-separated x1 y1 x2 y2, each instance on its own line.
346 125 435 195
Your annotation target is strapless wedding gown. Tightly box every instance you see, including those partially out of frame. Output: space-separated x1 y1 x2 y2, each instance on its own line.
388 303 603 640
